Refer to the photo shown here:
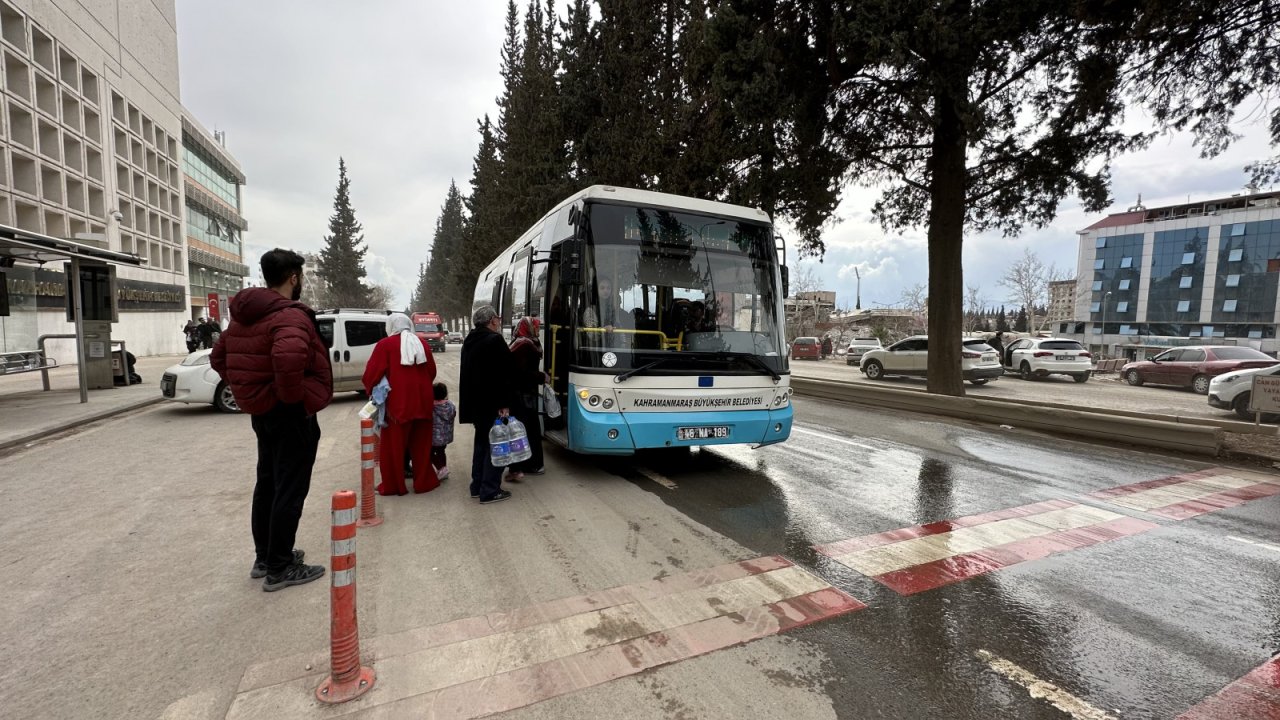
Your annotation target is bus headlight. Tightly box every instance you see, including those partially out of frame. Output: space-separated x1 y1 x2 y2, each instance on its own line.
588 395 601 407
602 398 614 409
607 429 619 440
577 389 590 400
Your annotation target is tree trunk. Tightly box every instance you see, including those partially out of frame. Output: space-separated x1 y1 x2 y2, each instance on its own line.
925 88 968 397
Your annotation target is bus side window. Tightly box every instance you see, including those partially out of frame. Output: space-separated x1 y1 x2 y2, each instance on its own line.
510 254 530 320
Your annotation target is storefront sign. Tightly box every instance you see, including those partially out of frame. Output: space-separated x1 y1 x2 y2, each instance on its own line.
3 268 185 312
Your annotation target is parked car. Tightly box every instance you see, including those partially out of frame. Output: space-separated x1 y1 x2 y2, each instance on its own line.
1120 346 1279 394
314 309 391 392
160 349 239 412
161 308 390 413
1207 364 1280 421
446 331 464 344
859 335 1003 385
1003 337 1093 383
845 337 883 366
791 336 822 360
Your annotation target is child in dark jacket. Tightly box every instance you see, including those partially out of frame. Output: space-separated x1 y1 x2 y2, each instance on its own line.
431 382 457 480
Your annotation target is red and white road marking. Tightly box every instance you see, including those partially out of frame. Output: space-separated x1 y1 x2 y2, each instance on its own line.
1177 656 1280 719
1089 467 1280 520
815 500 1158 595
227 556 863 719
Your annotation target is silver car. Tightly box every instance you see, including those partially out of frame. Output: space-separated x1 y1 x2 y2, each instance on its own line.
845 338 883 366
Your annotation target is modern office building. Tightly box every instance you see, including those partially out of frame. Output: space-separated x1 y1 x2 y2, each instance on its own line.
1064 191 1280 358
0 0 247 358
181 112 246 325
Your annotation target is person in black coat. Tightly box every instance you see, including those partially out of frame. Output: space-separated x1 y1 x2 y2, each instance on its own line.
459 305 518 504
197 318 215 349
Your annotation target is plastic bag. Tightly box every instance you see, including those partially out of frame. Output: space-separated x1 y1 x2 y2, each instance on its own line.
541 384 562 419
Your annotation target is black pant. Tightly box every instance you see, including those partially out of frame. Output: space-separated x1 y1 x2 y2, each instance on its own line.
431 445 448 470
251 403 321 573
470 423 504 499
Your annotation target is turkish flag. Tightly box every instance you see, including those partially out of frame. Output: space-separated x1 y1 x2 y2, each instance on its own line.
207 293 221 322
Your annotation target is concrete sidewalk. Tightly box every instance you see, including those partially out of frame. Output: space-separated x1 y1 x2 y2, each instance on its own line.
0 354 183 452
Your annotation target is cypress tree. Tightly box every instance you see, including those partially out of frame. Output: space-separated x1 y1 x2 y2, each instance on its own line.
317 158 373 308
1015 306 1028 332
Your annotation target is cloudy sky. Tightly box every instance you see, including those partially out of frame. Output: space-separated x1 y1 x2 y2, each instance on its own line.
175 2 1275 311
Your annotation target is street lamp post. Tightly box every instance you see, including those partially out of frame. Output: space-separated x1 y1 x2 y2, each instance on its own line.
1101 290 1112 358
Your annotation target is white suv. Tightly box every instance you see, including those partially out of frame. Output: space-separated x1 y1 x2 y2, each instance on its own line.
1207 364 1280 421
860 335 1003 385
845 337 883 366
1003 337 1093 383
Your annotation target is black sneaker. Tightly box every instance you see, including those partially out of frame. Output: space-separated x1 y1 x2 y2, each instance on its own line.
262 562 325 592
479 490 512 505
470 491 480 499
250 549 305 579
527 467 546 475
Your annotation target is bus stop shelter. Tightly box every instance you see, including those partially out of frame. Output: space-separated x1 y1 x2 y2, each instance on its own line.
0 223 143 404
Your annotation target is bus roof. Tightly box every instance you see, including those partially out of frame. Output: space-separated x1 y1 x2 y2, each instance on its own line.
546 185 772 227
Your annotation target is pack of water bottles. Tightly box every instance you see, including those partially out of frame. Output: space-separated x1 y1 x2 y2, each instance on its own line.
489 416 532 467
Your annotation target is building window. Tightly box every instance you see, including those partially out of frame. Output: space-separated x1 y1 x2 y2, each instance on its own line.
1222 299 1237 312
1116 301 1129 312
1202 325 1214 336
1225 274 1240 287
1090 302 1101 313
1179 276 1193 289
1119 324 1131 334
1181 252 1196 264
1096 237 1107 249
1092 325 1102 335
1177 300 1191 312
1120 256 1133 269
1092 281 1103 291
1228 248 1244 262
1094 258 1105 270
1230 223 1246 237
1119 279 1131 290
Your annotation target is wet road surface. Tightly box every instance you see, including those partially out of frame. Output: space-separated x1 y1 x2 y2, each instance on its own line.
596 395 1280 719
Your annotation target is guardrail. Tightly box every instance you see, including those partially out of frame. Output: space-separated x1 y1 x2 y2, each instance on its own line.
790 377 1236 456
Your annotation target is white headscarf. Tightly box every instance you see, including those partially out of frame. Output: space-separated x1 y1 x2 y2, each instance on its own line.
386 313 427 366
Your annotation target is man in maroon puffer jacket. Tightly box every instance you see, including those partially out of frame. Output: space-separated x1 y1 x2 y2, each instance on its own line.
212 248 333 592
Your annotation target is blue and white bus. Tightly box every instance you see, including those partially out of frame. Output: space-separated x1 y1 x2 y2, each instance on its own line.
473 186 793 455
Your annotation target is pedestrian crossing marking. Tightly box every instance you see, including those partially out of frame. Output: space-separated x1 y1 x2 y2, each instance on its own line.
1089 467 1280 520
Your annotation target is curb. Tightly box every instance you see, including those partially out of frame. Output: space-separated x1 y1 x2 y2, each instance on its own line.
791 377 1227 456
0 396 164 454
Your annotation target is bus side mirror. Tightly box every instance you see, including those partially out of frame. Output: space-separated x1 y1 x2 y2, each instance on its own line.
560 239 583 286
780 265 790 298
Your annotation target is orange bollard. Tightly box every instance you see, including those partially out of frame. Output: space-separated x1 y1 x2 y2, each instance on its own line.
316 490 376 704
357 418 382 527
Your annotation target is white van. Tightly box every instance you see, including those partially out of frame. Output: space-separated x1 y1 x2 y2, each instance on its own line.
315 309 391 392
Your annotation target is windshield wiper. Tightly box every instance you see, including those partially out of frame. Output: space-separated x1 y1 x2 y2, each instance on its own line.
715 351 781 382
614 357 677 383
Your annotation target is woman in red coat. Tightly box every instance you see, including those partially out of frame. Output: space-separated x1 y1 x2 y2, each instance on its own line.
362 314 438 495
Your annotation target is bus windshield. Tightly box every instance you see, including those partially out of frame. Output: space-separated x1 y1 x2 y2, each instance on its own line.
572 202 784 372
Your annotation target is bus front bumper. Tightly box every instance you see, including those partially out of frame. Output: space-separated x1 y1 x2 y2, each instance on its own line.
567 400 794 455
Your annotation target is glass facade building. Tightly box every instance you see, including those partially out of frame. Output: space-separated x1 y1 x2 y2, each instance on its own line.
1071 194 1280 356
180 113 247 321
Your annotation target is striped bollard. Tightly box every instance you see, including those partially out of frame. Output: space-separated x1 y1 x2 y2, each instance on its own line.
316 490 376 704
357 418 382 527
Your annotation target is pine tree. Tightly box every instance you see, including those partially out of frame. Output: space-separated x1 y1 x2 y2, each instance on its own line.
421 180 467 318
996 307 1010 333
1014 307 1028 333
408 262 429 312
317 158 373 308
458 117 505 317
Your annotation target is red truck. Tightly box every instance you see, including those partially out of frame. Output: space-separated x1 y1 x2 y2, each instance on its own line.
411 312 447 353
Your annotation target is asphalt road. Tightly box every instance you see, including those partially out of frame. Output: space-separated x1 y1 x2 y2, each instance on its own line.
791 355 1256 423
1 349 1276 719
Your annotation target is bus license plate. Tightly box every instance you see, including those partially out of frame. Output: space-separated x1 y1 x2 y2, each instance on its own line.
677 426 729 440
